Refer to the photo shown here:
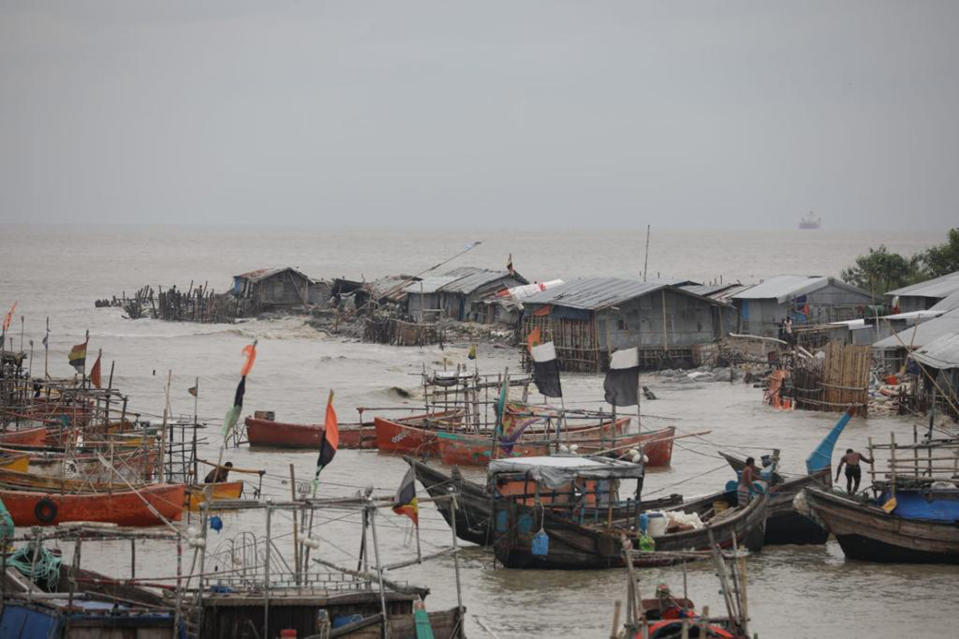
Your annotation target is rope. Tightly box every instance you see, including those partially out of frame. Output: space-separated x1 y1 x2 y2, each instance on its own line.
8 542 61 590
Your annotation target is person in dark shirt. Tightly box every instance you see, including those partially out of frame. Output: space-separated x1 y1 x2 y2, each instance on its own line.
836 449 874 494
204 461 233 484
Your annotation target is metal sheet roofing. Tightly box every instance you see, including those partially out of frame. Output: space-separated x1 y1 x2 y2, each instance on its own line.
930 290 959 312
886 270 959 299
679 282 743 298
402 275 462 294
911 333 959 370
234 267 293 282
440 266 526 294
520 277 687 310
731 275 868 303
873 308 959 349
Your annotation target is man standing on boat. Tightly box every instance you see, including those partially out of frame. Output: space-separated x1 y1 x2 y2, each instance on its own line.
204 461 233 483
836 449 873 494
738 457 762 505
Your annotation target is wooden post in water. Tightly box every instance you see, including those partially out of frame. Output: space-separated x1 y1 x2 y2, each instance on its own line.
609 600 622 639
450 491 464 613
367 501 391 639
290 463 300 586
161 370 172 482
264 503 272 639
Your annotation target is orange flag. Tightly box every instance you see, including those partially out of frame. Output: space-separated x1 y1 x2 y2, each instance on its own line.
90 351 102 389
317 390 339 469
241 341 257 376
526 326 541 352
2 301 15 332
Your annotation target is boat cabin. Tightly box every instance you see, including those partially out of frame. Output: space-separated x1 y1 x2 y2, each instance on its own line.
488 455 644 515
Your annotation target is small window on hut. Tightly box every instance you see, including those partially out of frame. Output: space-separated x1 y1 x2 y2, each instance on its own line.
617 319 628 331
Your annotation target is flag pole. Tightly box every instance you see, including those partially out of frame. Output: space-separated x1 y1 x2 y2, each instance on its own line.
192 376 199 483
161 370 172 482
44 317 49 379
19 315 24 353
81 330 89 388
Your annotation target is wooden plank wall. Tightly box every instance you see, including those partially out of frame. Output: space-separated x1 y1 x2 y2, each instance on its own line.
796 341 871 415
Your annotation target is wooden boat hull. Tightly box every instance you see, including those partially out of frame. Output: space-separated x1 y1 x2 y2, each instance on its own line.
492 492 767 569
407 457 684 547
435 422 670 468
373 411 465 456
0 426 48 446
721 452 829 545
804 486 959 563
245 417 375 449
0 453 29 473
0 483 185 527
187 481 245 511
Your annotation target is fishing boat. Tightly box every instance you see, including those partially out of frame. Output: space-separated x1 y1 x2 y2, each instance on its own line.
618 537 753 638
186 480 245 511
373 410 467 455
406 456 682 546
802 428 959 563
803 483 959 563
0 482 185 526
433 417 638 467
490 456 767 569
0 452 29 472
245 415 376 449
0 425 48 446
719 408 852 545
0 444 155 481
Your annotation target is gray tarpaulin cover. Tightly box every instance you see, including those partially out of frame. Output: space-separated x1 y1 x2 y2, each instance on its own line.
488 455 643 489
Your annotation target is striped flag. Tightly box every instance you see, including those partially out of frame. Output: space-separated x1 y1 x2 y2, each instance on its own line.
221 376 246 440
68 342 87 374
604 347 640 407
315 390 339 473
392 466 419 526
530 342 562 398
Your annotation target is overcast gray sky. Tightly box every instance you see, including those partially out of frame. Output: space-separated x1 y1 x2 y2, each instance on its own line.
1 1 957 229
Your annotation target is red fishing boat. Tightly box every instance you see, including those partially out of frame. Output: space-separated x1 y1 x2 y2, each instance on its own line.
245 416 376 449
0 426 48 446
0 483 186 527
373 410 467 455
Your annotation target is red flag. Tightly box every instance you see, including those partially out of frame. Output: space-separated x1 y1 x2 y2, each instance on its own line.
90 352 102 389
526 326 541 352
241 342 257 376
316 390 339 469
2 302 15 332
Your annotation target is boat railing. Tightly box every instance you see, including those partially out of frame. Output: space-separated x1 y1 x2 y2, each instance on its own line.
867 427 959 494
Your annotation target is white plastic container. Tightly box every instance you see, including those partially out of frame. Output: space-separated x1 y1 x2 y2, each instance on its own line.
646 511 667 537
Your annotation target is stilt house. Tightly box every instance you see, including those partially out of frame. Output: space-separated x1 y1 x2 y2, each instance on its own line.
731 275 872 337
520 278 730 371
405 267 527 323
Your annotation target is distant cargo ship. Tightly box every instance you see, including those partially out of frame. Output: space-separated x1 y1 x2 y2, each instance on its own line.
799 212 821 229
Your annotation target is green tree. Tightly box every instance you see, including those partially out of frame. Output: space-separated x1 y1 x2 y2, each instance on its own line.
920 228 959 278
840 245 922 295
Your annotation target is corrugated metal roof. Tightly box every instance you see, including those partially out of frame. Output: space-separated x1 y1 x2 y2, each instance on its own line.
930 290 959 312
886 270 959 299
233 267 307 283
680 282 742 298
403 275 462 294
911 333 959 370
521 277 687 310
873 308 959 349
731 275 869 303
439 266 527 294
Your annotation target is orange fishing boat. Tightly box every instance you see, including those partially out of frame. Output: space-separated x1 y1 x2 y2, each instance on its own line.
373 410 467 455
0 483 185 527
0 452 29 472
0 426 48 446
186 480 245 510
